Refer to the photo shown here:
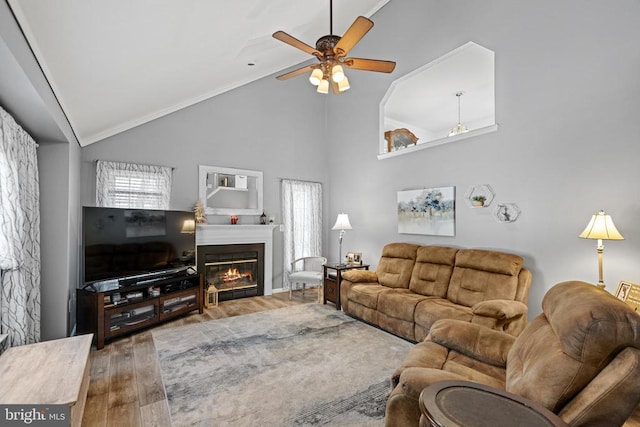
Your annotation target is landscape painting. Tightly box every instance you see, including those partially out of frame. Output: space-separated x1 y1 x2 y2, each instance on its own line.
397 187 455 236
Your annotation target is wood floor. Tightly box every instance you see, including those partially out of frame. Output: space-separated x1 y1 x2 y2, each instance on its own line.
81 289 640 427
82 289 319 426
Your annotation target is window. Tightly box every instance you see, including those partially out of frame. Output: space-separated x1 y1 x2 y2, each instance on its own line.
96 161 172 209
281 179 322 289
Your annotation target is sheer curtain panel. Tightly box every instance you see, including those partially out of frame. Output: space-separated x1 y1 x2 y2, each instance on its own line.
0 106 40 347
281 179 322 291
96 160 173 209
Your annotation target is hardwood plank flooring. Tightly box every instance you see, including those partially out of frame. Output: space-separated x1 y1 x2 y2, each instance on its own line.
82 289 318 426
81 288 640 426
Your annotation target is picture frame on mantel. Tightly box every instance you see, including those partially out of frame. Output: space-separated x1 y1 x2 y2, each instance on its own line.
198 165 263 215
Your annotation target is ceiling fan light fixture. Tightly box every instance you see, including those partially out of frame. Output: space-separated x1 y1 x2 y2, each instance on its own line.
272 0 396 91
338 75 350 92
317 78 330 94
331 64 345 83
309 68 323 86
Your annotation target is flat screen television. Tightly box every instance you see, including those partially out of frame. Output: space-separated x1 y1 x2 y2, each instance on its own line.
82 206 196 286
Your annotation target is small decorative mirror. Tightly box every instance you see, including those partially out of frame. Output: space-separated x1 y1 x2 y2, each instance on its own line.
198 165 263 215
379 42 497 158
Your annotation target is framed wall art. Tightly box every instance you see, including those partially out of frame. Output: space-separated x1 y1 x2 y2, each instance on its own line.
397 186 455 236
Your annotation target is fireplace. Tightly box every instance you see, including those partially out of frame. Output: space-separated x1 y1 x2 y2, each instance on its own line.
197 243 264 301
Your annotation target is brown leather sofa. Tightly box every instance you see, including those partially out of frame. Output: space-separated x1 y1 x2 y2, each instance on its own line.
386 281 640 427
340 243 532 341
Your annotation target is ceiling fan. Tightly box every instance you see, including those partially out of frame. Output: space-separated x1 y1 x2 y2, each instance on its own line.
272 0 396 94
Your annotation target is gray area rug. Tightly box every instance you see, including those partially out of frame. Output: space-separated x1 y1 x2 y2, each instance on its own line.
152 303 413 426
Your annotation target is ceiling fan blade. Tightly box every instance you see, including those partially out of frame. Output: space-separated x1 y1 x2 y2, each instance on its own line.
334 16 373 57
276 64 316 80
343 57 396 73
273 31 320 56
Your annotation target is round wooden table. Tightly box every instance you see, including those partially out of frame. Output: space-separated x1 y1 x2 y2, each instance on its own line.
419 380 568 427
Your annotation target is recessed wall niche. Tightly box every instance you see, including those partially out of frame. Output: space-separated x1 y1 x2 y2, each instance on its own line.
379 42 498 159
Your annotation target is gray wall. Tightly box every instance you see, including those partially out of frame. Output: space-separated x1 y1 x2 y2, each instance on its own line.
326 0 640 316
80 73 331 290
1 2 81 341
38 141 82 340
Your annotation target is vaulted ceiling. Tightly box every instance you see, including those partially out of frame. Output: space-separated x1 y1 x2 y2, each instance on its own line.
6 0 390 146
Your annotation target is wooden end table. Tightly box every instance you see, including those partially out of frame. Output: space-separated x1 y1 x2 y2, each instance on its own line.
323 263 369 310
419 380 568 427
0 334 93 427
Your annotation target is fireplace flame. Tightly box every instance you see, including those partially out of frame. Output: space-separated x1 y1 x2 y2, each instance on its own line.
223 268 252 282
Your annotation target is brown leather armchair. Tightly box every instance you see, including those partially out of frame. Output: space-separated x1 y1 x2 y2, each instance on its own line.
386 281 640 427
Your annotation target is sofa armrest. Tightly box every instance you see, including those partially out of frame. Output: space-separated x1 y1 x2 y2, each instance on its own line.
429 319 515 368
472 300 528 320
341 270 379 283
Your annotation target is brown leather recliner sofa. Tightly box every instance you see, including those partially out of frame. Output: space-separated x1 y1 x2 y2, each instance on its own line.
340 243 532 341
386 281 640 427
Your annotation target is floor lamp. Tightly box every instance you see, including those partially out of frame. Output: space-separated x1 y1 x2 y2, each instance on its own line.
332 213 352 266
579 210 624 288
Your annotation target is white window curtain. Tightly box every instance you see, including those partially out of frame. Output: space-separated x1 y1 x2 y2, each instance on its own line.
281 179 322 291
96 160 173 209
0 106 40 347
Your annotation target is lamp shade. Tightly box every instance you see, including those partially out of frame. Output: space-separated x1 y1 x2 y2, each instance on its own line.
332 213 352 231
331 64 345 83
338 76 350 92
317 79 329 94
309 68 323 86
579 210 624 240
181 219 196 234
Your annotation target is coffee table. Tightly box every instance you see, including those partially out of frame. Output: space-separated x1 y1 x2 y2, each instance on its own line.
419 380 568 427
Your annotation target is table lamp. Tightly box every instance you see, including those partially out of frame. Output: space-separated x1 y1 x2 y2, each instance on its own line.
332 213 352 266
181 219 196 234
579 210 624 288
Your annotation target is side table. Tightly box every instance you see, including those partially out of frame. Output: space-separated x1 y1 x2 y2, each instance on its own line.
0 334 93 427
419 380 568 427
323 263 369 310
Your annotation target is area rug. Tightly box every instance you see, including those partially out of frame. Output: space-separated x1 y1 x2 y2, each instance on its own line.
152 303 413 426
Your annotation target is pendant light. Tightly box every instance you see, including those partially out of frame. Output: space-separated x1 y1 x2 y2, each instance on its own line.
448 92 469 137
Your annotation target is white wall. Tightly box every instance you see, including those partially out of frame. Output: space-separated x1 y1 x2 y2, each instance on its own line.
80 74 331 291
326 0 640 316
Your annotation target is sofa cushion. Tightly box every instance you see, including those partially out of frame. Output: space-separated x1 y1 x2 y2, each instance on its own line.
414 298 473 333
348 284 390 309
376 243 419 289
447 249 523 307
378 289 429 322
409 246 458 297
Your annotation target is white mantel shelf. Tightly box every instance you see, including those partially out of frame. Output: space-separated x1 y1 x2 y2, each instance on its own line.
196 224 277 295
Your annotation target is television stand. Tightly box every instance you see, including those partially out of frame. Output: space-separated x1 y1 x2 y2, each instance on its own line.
77 272 203 349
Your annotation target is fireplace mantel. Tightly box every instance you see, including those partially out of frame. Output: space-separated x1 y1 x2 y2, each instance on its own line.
196 224 277 295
